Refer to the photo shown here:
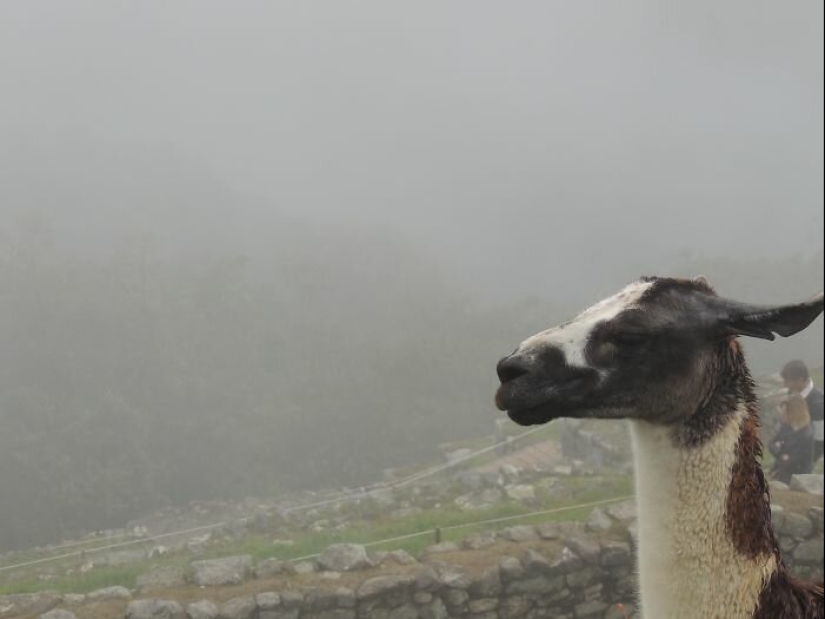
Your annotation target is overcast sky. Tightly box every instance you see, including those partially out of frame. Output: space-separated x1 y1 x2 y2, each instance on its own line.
1 1 822 300
0 2 823 550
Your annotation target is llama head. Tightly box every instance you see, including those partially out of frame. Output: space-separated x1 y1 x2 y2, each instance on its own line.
495 276 824 427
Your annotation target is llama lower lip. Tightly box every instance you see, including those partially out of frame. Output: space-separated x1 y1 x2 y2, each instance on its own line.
495 384 522 411
494 388 506 411
507 404 557 426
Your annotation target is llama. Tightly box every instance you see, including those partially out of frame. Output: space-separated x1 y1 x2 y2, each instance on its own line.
494 276 824 619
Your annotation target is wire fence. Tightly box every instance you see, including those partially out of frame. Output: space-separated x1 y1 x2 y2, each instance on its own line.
0 423 593 575
0 523 229 573
287 494 634 563
0 493 637 574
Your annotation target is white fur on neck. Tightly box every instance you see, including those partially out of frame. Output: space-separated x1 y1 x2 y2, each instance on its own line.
629 409 776 619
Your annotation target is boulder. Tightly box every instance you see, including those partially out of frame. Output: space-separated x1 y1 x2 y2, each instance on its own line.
380 550 417 566
191 555 252 587
504 485 535 502
545 546 583 575
586 508 613 532
38 610 76 619
777 512 814 540
255 593 280 611
793 537 825 566
462 531 497 550
187 600 220 619
535 523 562 540
317 544 371 572
218 596 256 619
293 561 316 574
419 597 448 619
521 549 551 574
606 501 637 522
305 587 355 611
790 474 824 496
436 565 471 589
254 558 288 579
86 586 131 602
468 566 502 598
498 556 525 582
136 566 187 590
356 574 415 601
770 480 790 492
125 599 185 619
499 525 537 542
0 592 62 619
600 541 632 568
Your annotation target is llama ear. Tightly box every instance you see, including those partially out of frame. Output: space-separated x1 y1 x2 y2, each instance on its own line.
718 293 824 341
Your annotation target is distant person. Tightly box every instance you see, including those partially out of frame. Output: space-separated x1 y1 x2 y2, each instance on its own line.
767 400 795 479
768 395 814 484
781 360 824 463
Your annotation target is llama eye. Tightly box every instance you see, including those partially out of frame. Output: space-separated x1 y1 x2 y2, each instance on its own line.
592 341 618 364
610 332 648 347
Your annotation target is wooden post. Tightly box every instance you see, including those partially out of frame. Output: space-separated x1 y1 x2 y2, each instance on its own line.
434 527 442 544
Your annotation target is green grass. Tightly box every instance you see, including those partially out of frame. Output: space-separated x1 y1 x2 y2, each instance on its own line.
200 475 632 560
0 473 632 596
2 370 818 597
203 473 632 563
0 562 156 596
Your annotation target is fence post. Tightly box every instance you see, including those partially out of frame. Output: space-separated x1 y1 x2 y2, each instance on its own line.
434 527 441 545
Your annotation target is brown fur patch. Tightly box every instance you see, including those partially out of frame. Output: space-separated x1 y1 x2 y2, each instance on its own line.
754 568 824 619
720 340 825 617
726 408 776 560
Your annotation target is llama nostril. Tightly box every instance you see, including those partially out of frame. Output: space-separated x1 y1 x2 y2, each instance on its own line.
497 355 531 384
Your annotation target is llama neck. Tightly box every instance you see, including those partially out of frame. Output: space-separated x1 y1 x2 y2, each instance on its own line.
629 407 778 619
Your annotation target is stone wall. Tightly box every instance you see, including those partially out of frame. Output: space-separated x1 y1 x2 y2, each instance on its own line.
10 489 822 619
771 501 824 580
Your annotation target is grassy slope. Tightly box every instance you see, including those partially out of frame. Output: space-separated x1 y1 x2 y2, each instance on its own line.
0 474 632 596
3 371 821 596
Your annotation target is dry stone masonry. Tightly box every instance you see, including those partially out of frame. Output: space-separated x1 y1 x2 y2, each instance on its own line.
6 485 819 619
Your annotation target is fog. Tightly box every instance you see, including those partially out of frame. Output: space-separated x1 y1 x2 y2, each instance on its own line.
0 2 822 550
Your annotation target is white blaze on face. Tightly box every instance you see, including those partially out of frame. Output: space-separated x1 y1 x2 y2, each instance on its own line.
517 280 654 368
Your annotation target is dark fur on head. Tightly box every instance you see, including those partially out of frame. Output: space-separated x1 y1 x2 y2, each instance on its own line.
495 276 825 618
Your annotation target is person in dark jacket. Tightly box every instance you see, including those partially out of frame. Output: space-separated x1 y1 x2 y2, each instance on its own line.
769 395 814 484
781 360 825 463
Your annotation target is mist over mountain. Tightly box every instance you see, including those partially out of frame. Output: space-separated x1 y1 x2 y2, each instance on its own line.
0 1 821 550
